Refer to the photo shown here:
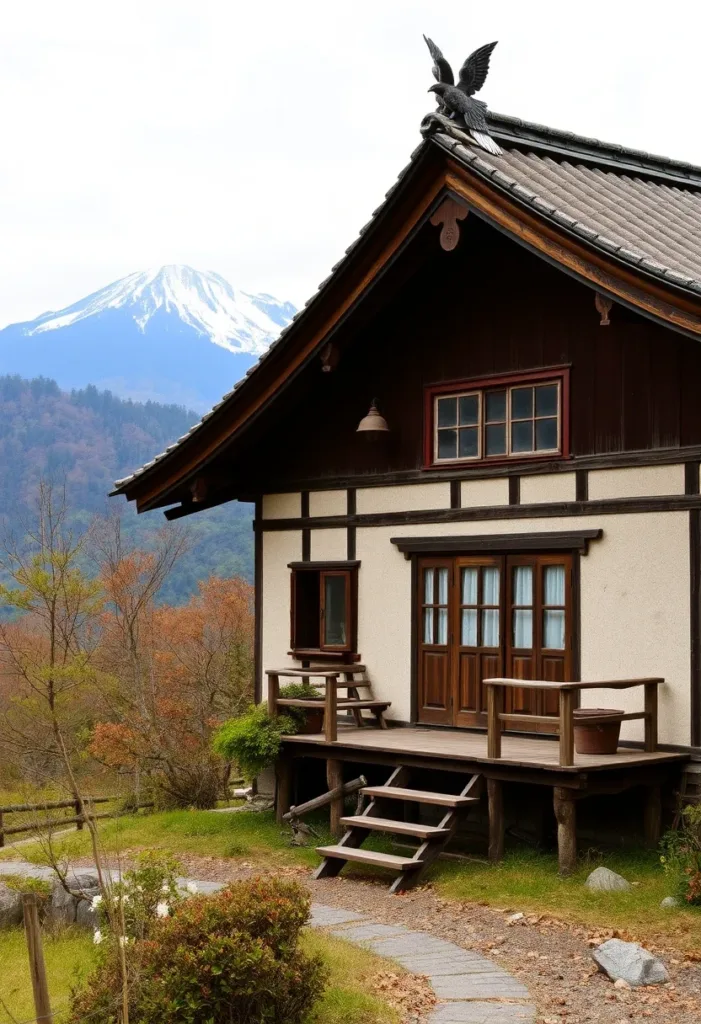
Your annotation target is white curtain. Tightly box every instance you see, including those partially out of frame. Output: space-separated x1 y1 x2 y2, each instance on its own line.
544 565 565 605
543 565 565 649
512 566 533 648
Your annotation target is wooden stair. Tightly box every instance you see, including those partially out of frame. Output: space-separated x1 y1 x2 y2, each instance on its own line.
313 766 483 893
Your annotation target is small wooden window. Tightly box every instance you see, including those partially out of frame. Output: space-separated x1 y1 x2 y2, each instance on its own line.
289 562 358 657
426 369 569 467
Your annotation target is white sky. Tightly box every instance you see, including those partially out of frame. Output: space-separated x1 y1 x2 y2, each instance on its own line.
0 0 699 327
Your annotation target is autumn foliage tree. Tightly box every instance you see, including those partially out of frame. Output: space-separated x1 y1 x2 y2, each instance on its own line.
91 520 254 807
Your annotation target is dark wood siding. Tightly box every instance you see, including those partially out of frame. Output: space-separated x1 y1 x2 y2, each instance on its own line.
227 215 701 492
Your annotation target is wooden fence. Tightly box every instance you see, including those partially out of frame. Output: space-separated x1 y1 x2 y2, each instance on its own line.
0 796 154 847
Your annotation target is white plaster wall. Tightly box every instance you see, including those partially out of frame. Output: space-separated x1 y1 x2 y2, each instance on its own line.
588 464 684 500
355 512 691 745
310 529 347 562
356 482 450 514
461 477 509 507
262 492 301 519
520 472 576 504
309 489 347 517
261 530 301 696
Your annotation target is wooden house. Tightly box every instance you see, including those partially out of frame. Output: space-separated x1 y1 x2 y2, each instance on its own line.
113 105 701 881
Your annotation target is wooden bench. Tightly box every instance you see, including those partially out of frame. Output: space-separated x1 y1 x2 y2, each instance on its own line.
266 668 390 742
483 676 663 767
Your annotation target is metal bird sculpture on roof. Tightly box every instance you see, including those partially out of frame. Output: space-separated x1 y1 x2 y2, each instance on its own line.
423 36 501 156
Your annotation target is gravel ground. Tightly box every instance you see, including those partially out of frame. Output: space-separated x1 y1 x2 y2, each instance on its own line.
170 854 701 1024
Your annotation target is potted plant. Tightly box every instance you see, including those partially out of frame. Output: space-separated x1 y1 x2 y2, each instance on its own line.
279 682 325 734
573 707 626 755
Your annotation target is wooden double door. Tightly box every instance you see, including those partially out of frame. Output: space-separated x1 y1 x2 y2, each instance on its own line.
417 553 573 729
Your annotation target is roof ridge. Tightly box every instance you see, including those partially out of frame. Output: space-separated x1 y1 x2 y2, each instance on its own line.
487 111 701 185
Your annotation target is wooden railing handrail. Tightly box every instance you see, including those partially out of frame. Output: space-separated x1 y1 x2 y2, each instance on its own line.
483 677 664 691
267 669 339 742
484 676 663 766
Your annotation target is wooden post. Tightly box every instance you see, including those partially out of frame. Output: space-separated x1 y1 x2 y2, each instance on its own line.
0 809 4 848
324 674 338 742
267 672 280 717
326 759 344 837
275 755 293 825
644 683 658 752
487 684 503 760
553 787 577 876
644 784 662 848
487 778 504 863
558 689 575 767
23 893 52 1023
74 798 83 831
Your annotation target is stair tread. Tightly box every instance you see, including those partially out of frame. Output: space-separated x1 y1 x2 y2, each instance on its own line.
340 816 450 838
361 785 479 807
316 845 421 870
276 699 390 708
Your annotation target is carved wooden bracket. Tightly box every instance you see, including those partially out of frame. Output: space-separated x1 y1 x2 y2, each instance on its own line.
595 292 613 326
430 198 469 251
320 342 340 373
190 476 209 503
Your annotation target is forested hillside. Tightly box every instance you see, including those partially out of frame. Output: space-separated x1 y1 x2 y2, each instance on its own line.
0 375 253 601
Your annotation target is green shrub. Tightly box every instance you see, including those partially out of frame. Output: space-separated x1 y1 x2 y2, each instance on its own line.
660 805 701 905
1 874 52 900
68 877 327 1024
279 682 323 730
213 704 297 777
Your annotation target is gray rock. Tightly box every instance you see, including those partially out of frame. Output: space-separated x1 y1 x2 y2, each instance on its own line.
49 873 100 928
660 896 680 909
584 866 632 892
592 938 669 987
0 883 23 928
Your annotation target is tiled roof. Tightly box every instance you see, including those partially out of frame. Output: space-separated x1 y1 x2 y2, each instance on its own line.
113 113 701 496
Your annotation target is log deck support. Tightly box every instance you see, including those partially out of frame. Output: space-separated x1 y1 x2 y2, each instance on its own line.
553 787 577 876
487 778 504 863
326 759 344 837
275 755 293 825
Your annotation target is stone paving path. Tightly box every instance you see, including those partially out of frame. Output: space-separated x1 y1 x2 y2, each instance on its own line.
309 903 535 1024
0 861 535 1023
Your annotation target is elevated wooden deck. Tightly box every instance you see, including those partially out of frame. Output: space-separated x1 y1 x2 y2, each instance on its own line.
282 724 687 789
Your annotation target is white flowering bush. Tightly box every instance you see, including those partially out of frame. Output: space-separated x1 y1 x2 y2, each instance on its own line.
93 850 183 944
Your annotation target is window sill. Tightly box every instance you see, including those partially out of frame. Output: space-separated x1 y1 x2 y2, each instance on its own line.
289 649 361 663
424 452 570 471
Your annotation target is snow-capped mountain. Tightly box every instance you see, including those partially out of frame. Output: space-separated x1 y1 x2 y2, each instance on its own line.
0 266 296 411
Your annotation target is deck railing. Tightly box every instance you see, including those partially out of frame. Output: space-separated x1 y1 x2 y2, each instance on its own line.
483 677 663 767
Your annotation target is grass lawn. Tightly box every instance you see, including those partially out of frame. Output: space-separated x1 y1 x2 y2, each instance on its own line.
5 807 700 952
432 847 701 951
0 925 400 1024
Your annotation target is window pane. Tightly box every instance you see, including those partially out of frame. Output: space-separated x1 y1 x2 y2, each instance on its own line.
482 608 500 647
535 417 558 451
423 607 434 644
323 575 347 646
437 397 457 427
511 420 534 453
458 426 479 458
424 568 434 604
461 567 478 605
437 568 449 605
485 423 506 456
511 387 534 419
437 429 458 460
513 565 533 605
458 394 479 425
461 608 478 646
544 565 565 606
536 384 558 417
437 608 448 645
482 566 500 605
513 609 533 648
486 390 506 422
544 609 565 649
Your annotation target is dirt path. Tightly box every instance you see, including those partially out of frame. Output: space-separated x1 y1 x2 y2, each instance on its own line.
173 854 701 1024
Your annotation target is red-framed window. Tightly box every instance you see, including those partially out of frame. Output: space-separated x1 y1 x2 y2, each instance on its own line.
423 368 570 468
